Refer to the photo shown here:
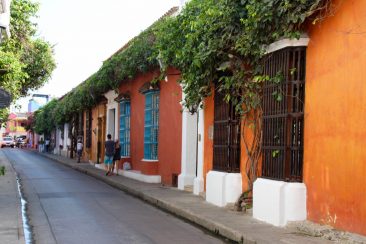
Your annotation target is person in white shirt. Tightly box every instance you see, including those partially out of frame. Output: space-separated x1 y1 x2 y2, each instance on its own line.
45 139 50 152
76 139 83 163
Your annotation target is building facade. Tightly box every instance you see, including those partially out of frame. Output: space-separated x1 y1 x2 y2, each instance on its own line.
179 0 366 236
116 68 182 186
5 113 28 138
302 0 366 235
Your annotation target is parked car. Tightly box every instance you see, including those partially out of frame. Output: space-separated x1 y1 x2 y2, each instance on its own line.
1 137 15 148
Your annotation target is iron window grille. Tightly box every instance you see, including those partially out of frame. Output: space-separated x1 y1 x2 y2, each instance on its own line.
119 100 131 157
143 91 159 160
77 111 84 138
85 109 92 148
213 90 241 173
262 46 306 182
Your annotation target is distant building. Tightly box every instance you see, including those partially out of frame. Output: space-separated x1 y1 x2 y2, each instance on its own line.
28 94 50 112
3 112 28 138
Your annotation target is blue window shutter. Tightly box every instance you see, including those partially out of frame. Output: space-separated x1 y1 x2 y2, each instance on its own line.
119 100 131 157
143 91 159 160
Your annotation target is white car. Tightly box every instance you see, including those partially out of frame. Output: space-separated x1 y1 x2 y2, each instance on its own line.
1 137 15 148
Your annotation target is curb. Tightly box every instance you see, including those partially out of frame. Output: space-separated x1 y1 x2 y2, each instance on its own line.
34 151 255 244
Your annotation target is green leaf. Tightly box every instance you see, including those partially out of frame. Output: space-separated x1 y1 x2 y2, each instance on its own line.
276 93 283 102
272 150 280 158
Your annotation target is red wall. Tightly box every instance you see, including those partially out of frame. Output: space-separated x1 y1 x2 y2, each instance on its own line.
119 68 182 185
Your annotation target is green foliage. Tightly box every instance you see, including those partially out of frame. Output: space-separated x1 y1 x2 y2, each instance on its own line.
153 0 329 190
7 0 38 45
32 0 329 134
24 112 33 131
1 0 56 98
19 38 56 96
154 0 327 113
272 150 280 158
0 0 56 123
0 166 5 176
0 108 9 125
0 50 28 98
33 99 58 134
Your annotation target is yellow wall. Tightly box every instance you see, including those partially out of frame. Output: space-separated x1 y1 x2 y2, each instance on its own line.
82 102 106 164
304 0 366 235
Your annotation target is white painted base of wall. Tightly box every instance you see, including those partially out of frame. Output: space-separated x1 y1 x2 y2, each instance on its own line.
193 177 204 195
253 178 306 227
117 170 161 184
94 164 161 183
206 171 242 207
95 163 106 170
177 174 195 190
60 150 68 158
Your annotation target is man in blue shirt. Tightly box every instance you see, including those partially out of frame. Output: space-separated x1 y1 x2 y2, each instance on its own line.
104 134 115 176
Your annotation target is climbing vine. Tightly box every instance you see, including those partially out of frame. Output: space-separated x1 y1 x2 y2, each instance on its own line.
154 0 331 190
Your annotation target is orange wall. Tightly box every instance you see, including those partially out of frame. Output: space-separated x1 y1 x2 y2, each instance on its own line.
203 93 214 190
119 68 182 185
82 111 90 162
304 0 366 235
157 69 182 185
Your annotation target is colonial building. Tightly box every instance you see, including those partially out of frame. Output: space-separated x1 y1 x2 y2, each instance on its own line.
116 68 182 186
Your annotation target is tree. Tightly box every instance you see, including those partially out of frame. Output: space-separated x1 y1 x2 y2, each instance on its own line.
33 99 57 135
0 0 56 123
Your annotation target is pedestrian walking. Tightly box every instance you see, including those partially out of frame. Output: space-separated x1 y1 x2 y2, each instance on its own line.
76 139 83 163
39 138 44 152
104 134 115 176
112 140 121 175
45 138 50 152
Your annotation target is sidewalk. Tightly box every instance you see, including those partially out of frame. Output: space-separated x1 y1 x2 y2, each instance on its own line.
37 151 331 244
0 151 25 244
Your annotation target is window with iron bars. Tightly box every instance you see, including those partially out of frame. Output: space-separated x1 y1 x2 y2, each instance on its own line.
143 91 159 160
119 100 131 157
77 111 84 138
213 89 241 173
85 109 92 148
262 46 306 182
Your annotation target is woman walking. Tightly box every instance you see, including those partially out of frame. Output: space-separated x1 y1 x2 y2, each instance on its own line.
112 140 121 175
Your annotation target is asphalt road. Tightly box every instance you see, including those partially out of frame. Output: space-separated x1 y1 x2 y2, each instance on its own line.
3 148 224 244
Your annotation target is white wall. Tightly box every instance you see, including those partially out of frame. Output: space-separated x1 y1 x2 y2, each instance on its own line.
54 127 61 154
104 90 119 140
193 108 204 195
178 100 197 190
206 171 242 207
253 178 306 226
59 123 69 157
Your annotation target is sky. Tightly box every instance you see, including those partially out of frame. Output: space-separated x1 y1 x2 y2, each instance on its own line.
14 0 180 112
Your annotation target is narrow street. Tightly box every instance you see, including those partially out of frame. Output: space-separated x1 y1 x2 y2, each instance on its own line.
3 148 225 244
